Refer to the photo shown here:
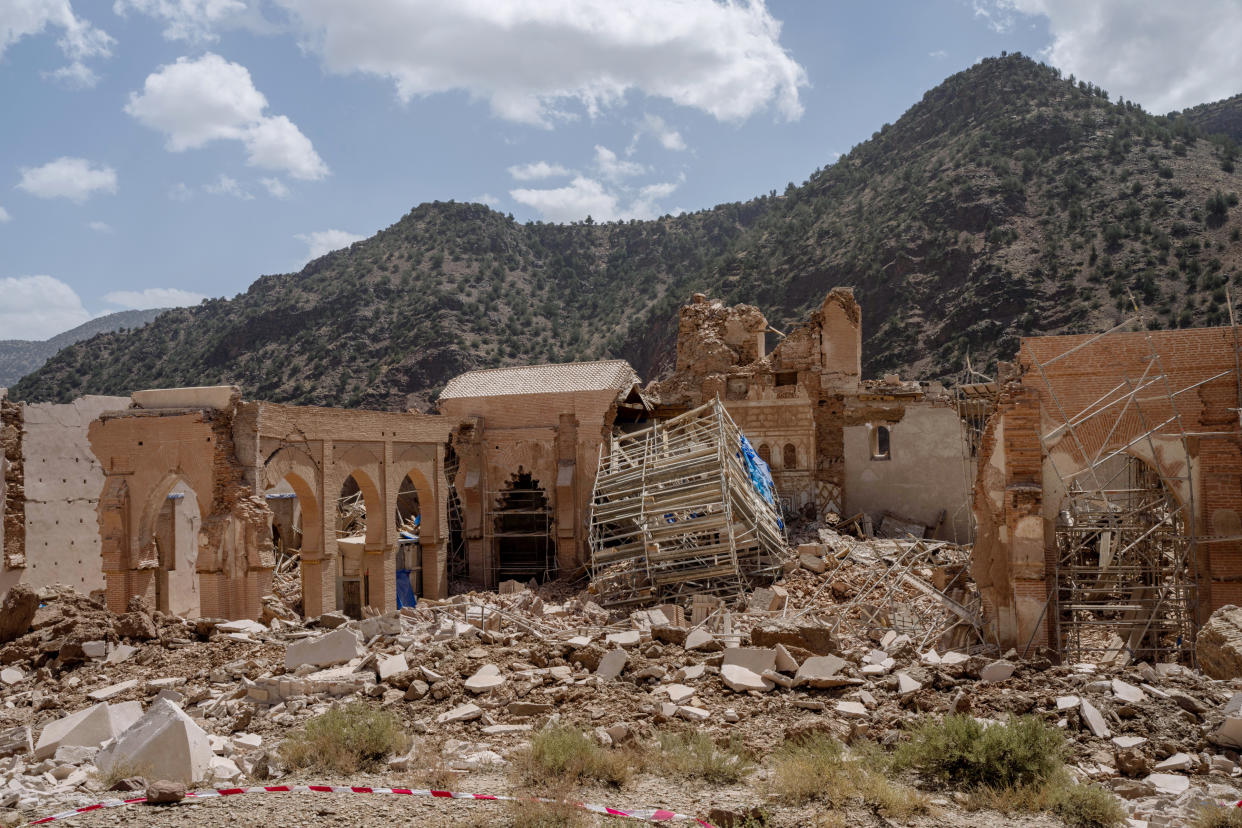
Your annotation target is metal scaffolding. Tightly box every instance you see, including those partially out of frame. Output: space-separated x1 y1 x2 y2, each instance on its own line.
1026 315 1206 664
587 398 790 608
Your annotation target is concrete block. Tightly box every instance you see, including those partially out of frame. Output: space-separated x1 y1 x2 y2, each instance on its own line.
1113 736 1147 749
216 620 267 636
1056 695 1081 711
1112 679 1146 704
35 702 142 760
835 701 868 718
82 641 107 660
677 706 710 722
665 684 695 704
106 644 137 665
596 649 628 681
1143 773 1189 795
96 699 213 784
464 664 506 693
0 668 24 686
132 386 238 410
1152 752 1191 772
284 627 362 670
896 672 922 695
1214 717 1242 749
798 553 826 574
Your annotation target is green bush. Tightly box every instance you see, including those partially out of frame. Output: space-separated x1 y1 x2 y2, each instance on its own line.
895 714 1065 790
1053 783 1127 828
655 730 754 784
280 704 410 774
518 723 633 787
1192 804 1242 828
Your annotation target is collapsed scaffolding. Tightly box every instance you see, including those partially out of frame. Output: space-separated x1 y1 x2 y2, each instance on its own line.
1025 313 1228 664
587 398 791 608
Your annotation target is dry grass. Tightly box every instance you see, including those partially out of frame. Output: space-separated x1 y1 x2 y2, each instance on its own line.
513 723 635 788
94 760 155 791
1051 782 1127 828
653 729 755 784
280 703 410 775
769 733 928 819
1191 804 1242 828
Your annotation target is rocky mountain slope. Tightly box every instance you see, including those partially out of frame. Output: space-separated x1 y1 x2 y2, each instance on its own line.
0 309 168 388
12 55 1242 410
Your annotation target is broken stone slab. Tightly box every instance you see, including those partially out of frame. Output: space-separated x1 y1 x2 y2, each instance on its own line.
684 629 718 651
835 701 868 718
82 641 107 659
799 553 827 574
0 725 33 759
0 667 24 686
863 649 889 665
605 630 640 649
1112 736 1147 749
664 684 695 705
896 672 922 695
507 701 553 717
482 724 532 736
1080 699 1111 738
97 699 213 785
377 653 408 682
106 644 137 665
87 679 139 702
596 649 628 681
284 627 362 671
722 647 777 675
774 644 799 673
1167 689 1207 717
979 660 1015 683
1111 679 1146 704
1152 753 1192 772
1212 717 1242 749
436 704 483 725
675 664 706 682
35 701 143 760
721 665 774 693
216 619 267 637
464 664 506 693
794 655 855 689
677 706 711 722
1056 695 1082 711
1144 773 1190 795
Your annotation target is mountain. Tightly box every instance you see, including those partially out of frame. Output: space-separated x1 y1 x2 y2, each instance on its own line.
0 309 168 388
1181 92 1242 146
12 55 1242 409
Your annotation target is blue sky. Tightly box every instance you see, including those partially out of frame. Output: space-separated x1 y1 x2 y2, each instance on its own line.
2 0 1240 340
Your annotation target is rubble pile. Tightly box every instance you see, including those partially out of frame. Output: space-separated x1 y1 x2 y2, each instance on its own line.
2 536 1242 826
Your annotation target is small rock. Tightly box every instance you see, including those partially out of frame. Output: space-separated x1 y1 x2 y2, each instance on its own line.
145 780 186 804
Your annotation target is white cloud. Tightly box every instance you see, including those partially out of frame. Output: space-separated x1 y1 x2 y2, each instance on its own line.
126 53 329 180
17 157 117 203
979 0 1242 112
594 145 646 182
112 0 250 41
103 287 206 309
296 229 365 261
0 206 10 222
260 176 289 198
0 0 113 87
274 0 806 125
473 193 502 209
43 60 100 88
507 161 571 181
204 174 253 199
88 220 113 233
636 113 686 151
0 275 90 340
929 49 948 59
168 182 193 201
510 172 682 222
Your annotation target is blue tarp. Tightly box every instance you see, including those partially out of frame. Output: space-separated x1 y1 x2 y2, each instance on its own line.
738 434 783 528
395 569 417 609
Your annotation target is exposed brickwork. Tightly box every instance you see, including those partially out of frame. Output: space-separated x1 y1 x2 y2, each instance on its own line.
1 398 24 570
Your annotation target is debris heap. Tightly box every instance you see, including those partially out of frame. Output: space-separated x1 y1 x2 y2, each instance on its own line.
587 399 790 608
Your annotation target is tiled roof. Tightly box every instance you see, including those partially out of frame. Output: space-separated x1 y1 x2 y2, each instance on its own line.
439 359 640 400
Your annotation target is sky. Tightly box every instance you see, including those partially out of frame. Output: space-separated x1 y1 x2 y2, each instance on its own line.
2 1 1241 341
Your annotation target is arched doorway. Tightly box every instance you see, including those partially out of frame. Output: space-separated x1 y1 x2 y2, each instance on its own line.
1053 452 1195 663
394 474 422 605
262 447 322 617
149 478 202 618
489 468 555 585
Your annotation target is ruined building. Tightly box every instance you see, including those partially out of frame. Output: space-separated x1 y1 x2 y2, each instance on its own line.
648 289 977 542
972 325 1242 661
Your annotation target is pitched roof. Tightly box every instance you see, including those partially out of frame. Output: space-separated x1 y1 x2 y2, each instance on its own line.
439 359 641 400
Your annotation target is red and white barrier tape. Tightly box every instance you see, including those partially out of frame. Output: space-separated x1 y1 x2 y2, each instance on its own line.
26 784 717 826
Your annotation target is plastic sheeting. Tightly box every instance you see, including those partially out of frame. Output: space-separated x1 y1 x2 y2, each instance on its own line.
738 434 778 507
395 570 417 609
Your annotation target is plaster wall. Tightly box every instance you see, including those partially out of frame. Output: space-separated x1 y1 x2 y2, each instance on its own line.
844 403 975 542
20 396 130 598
